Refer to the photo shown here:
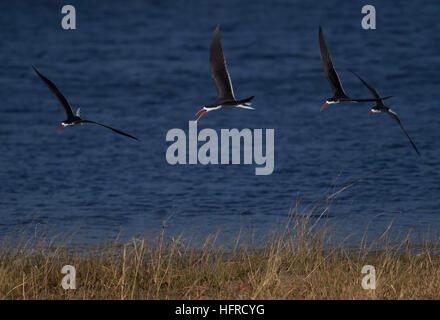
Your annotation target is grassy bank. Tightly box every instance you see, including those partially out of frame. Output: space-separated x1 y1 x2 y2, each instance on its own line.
1 207 440 299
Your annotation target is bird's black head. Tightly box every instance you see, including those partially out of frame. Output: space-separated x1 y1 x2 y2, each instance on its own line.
59 121 71 132
195 106 209 121
321 97 338 111
194 104 221 121
369 105 383 118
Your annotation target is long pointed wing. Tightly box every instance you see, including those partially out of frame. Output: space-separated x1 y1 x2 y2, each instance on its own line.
350 96 392 102
349 70 393 105
348 69 380 99
33 66 75 120
80 120 138 141
387 110 421 156
210 25 235 102
318 26 347 98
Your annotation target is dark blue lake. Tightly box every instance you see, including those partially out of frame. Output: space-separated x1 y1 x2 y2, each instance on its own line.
0 0 439 243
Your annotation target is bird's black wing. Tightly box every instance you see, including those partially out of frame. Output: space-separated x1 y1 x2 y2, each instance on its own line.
349 70 393 104
350 97 392 102
80 120 138 141
348 69 383 100
387 110 421 156
32 66 75 120
318 26 348 99
210 25 235 103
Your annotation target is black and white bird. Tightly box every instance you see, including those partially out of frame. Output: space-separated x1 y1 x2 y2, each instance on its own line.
350 70 420 156
33 66 138 140
319 26 392 111
195 25 254 121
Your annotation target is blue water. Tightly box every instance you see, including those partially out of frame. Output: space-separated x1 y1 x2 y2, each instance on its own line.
0 0 439 243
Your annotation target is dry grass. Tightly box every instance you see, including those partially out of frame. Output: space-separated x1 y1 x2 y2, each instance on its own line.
1 204 440 300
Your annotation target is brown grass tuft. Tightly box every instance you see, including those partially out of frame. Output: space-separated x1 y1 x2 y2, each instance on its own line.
1 204 440 300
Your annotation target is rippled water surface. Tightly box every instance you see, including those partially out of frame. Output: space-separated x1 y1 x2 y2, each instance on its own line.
0 0 439 243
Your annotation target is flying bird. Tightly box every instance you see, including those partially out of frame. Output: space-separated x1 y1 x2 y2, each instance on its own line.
33 66 138 140
350 70 420 156
195 25 254 121
319 26 392 111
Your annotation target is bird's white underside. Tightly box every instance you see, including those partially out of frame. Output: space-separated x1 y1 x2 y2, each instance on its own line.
203 103 254 113
371 109 392 114
235 103 254 110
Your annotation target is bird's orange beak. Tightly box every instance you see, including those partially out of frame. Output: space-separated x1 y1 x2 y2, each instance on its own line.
320 102 329 111
195 108 207 121
59 124 64 131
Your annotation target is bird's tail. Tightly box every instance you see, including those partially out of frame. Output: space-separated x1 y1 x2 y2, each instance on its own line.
236 96 255 109
239 96 254 104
